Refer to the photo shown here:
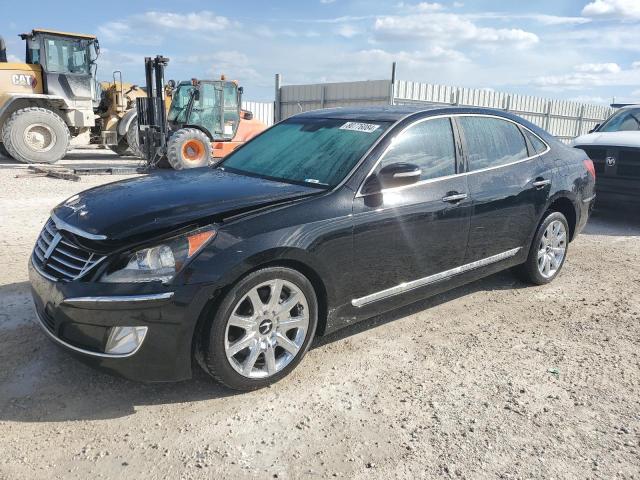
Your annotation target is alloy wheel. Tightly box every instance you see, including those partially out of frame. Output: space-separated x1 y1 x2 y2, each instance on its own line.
537 220 567 279
224 279 309 379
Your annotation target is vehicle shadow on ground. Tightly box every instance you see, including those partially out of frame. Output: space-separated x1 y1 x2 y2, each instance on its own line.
582 207 640 237
0 270 528 423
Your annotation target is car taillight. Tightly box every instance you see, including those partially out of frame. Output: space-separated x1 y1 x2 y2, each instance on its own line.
583 159 596 179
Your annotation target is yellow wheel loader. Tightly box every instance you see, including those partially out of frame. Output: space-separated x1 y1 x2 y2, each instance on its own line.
94 71 147 157
0 29 100 163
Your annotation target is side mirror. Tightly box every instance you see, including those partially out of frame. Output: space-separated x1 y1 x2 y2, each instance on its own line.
362 162 421 194
241 109 253 120
589 123 600 134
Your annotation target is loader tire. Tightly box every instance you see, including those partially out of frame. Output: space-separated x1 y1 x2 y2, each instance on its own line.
166 128 211 170
108 138 130 156
126 117 143 158
0 142 12 159
1 107 70 164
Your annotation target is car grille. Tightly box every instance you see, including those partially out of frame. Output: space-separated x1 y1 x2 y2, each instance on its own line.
618 149 640 178
32 218 106 281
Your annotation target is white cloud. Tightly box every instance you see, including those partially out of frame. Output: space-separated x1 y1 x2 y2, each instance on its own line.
533 63 640 90
320 0 336 3
574 62 621 73
7 54 20 63
336 24 361 38
582 0 640 20
632 61 640 69
374 12 539 48
142 11 233 31
98 10 235 44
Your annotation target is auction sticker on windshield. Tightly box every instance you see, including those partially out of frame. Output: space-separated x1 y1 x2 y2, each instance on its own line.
339 122 380 133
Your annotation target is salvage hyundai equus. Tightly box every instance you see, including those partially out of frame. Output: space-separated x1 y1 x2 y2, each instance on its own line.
29 106 596 390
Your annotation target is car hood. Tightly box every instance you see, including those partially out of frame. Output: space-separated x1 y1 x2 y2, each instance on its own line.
52 168 319 241
571 131 640 148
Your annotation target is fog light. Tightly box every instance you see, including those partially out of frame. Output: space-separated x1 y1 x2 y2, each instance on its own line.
105 326 148 355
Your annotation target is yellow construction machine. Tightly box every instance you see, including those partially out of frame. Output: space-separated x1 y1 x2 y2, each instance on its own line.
0 29 100 163
0 28 147 162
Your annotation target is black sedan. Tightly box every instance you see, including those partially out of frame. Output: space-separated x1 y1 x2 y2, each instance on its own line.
29 106 596 390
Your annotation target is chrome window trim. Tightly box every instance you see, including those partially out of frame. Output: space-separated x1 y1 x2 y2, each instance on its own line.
62 292 175 306
351 247 522 308
34 310 147 358
51 212 108 240
356 113 551 198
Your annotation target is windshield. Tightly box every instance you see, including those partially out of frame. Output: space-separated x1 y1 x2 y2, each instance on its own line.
167 83 195 124
599 108 640 132
221 117 391 188
43 37 91 74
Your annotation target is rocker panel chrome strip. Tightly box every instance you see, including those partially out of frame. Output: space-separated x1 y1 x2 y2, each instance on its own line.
351 247 522 308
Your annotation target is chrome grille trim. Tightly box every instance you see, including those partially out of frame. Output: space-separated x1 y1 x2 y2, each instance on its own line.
31 218 107 282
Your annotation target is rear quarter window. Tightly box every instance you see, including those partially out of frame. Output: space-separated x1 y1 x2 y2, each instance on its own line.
459 116 529 171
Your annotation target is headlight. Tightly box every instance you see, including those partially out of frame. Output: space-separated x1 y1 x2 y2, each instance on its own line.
101 227 216 283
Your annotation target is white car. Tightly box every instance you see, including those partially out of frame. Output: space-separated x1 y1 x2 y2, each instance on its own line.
571 105 640 208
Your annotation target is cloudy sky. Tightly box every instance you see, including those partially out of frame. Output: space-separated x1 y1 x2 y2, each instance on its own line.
2 0 639 103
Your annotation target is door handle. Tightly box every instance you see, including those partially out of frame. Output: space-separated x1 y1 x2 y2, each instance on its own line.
532 178 551 189
442 193 468 203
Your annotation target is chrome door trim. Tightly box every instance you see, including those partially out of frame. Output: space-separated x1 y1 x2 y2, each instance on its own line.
351 247 522 308
355 113 551 198
63 292 175 307
51 212 108 240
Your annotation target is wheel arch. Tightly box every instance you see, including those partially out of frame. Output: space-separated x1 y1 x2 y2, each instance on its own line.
545 194 578 241
190 250 330 365
116 109 138 137
0 95 68 128
181 124 213 141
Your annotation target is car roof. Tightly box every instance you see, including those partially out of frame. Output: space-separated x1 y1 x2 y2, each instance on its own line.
293 105 522 122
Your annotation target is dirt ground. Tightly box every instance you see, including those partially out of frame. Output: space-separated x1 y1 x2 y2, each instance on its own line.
0 150 639 480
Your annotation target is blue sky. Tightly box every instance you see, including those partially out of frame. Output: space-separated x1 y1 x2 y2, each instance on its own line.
2 0 639 103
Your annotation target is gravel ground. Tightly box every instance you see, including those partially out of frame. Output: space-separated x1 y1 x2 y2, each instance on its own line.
0 150 639 480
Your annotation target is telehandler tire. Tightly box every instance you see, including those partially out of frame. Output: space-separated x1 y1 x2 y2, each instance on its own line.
108 138 130 156
0 142 12 159
1 107 70 164
166 128 211 170
126 117 143 158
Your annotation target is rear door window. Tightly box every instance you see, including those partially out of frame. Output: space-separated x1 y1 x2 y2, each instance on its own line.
458 116 528 172
380 117 456 181
524 130 548 155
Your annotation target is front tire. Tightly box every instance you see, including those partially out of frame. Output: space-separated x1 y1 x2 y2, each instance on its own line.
515 211 569 285
125 117 143 158
0 142 12 159
201 267 318 391
166 128 211 170
1 107 70 164
108 138 130 156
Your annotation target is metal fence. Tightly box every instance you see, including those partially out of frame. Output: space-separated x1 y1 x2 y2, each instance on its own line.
275 77 615 142
242 100 274 126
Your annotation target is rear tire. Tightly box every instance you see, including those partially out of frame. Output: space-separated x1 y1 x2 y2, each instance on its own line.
515 211 569 285
0 142 12 159
166 128 211 170
1 107 70 164
125 117 143 158
108 138 130 156
200 267 318 391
